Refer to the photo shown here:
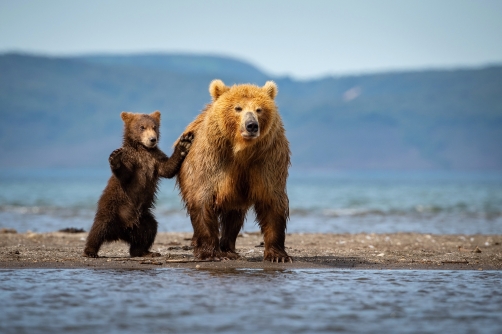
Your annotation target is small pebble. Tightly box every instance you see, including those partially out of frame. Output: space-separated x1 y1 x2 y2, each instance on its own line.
195 265 200 269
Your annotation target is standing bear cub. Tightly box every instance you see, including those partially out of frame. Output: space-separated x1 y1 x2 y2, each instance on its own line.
176 80 292 262
84 111 193 258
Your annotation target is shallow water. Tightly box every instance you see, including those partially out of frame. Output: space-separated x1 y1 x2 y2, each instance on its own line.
1 169 501 234
1 269 501 334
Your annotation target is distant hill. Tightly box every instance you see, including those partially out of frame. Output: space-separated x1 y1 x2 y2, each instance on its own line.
1 53 501 170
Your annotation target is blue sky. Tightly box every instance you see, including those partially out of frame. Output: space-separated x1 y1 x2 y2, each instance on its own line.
1 0 501 79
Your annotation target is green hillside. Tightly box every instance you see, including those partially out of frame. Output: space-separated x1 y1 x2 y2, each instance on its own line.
1 53 501 170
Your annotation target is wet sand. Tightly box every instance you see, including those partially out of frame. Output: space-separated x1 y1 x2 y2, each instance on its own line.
1 230 501 270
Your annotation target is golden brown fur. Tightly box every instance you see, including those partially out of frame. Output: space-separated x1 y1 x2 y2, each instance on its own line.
176 80 291 262
84 111 192 258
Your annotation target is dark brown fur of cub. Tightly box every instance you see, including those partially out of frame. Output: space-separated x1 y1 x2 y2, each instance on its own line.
84 111 192 258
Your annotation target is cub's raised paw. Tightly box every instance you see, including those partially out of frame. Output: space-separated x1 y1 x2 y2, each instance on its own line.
178 132 194 156
109 148 123 168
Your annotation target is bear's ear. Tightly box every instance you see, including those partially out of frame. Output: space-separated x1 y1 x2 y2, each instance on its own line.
150 110 161 123
263 81 278 99
121 112 134 123
209 79 229 100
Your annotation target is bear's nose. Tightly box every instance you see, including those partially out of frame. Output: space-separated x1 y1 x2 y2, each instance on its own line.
245 120 259 134
149 137 157 143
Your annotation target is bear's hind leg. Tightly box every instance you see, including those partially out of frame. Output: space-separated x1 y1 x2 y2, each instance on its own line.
84 217 119 258
219 209 245 259
129 212 160 257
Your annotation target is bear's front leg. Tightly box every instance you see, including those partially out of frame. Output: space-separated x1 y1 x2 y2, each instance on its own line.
219 209 246 260
255 202 293 263
188 204 223 260
109 148 134 180
109 148 123 169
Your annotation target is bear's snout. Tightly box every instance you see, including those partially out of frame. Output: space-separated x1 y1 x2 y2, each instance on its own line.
140 128 158 148
145 135 158 148
242 112 259 139
246 119 259 133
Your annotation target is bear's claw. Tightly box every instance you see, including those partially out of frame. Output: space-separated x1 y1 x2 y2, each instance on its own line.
140 251 162 258
178 132 194 156
263 248 293 263
266 257 293 263
130 251 161 258
83 251 99 258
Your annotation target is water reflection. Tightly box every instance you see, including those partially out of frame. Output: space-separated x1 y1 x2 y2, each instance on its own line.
1 269 501 333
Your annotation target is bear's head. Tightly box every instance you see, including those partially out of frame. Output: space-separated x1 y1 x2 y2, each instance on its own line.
120 111 161 149
209 80 279 149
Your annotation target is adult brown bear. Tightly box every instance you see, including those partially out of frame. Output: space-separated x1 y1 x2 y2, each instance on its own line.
176 80 291 262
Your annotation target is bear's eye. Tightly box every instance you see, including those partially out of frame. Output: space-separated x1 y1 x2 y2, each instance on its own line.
234 106 242 112
256 108 262 113
140 126 145 131
152 126 156 130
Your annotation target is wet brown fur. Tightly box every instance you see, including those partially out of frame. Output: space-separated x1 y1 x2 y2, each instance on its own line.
176 80 291 262
84 111 192 258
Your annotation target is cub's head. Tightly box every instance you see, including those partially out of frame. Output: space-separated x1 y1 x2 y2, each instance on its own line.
120 111 161 149
209 79 279 147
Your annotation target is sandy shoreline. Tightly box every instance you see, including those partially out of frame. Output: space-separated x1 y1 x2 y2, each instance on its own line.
1 231 501 270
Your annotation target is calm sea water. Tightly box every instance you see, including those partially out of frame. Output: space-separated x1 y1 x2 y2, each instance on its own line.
0 168 501 234
1 269 501 334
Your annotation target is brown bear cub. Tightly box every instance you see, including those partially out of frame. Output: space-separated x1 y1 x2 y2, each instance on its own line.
176 80 292 263
84 111 193 258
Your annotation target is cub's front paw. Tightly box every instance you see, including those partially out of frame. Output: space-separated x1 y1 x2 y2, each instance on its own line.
177 132 194 157
109 148 123 169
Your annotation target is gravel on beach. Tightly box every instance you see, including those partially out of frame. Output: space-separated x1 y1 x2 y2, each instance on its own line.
1 229 501 270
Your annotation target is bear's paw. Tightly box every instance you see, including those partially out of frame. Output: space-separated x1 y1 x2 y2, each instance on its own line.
263 248 293 263
177 132 194 157
109 148 123 169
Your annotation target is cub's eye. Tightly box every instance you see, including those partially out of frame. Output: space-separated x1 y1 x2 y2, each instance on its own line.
152 126 156 130
140 126 145 131
235 106 242 112
256 108 262 113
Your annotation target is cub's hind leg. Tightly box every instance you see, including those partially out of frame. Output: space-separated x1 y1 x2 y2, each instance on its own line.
128 212 160 257
84 213 120 258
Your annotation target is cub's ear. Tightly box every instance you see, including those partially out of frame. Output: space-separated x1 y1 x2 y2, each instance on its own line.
120 111 134 123
263 81 278 99
150 110 161 123
209 79 229 100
